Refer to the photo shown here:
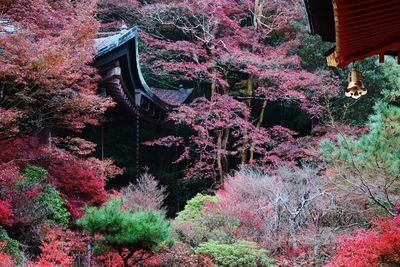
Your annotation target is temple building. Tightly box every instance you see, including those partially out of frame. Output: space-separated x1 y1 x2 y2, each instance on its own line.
304 0 400 68
94 27 193 121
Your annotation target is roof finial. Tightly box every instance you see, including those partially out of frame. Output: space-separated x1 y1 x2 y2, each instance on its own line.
120 23 128 32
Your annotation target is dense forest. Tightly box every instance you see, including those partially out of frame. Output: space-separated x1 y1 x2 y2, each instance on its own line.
0 0 399 266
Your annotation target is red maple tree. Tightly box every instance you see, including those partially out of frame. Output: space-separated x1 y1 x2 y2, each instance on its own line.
0 0 123 219
0 137 123 218
135 0 340 181
0 0 114 138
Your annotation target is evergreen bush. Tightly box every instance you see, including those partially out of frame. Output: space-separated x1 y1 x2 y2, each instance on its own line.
194 240 275 267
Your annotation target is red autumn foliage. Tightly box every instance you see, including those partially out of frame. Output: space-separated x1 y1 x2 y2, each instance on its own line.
0 0 114 137
92 251 124 267
0 108 23 140
145 94 253 179
146 94 316 180
137 0 340 180
0 137 112 218
35 227 88 267
0 200 14 228
0 242 15 267
325 215 400 267
0 164 22 227
0 162 57 233
128 0 308 87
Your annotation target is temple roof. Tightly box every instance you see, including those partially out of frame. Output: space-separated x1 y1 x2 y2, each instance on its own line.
94 27 193 120
152 88 193 106
304 0 400 67
95 27 136 58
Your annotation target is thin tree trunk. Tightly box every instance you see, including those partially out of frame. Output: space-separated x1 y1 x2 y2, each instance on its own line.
221 127 230 176
254 0 264 32
217 72 230 187
117 249 129 267
37 127 51 146
241 0 264 164
250 100 267 161
208 31 218 97
211 66 217 97
216 129 224 186
240 75 254 164
116 248 135 267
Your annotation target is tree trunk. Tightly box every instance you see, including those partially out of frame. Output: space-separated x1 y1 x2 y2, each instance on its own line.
117 251 129 267
219 73 230 186
221 127 230 178
254 0 264 32
116 248 135 267
216 127 230 188
241 0 264 164
37 127 52 148
240 75 254 164
250 100 267 161
208 31 218 97
211 66 217 97
216 129 224 186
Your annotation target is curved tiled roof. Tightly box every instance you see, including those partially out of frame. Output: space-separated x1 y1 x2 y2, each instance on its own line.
94 27 192 118
95 27 137 58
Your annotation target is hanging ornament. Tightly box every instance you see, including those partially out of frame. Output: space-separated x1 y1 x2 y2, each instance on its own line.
346 69 367 99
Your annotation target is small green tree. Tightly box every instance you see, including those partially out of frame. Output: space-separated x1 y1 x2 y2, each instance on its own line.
194 240 275 267
321 102 400 216
78 197 171 266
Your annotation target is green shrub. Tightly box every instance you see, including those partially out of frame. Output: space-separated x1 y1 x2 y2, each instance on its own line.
175 194 218 222
174 194 236 246
22 165 47 183
37 185 70 226
194 240 275 267
21 165 71 226
0 227 22 263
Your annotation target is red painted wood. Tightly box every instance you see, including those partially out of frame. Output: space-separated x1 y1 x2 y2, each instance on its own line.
333 0 400 67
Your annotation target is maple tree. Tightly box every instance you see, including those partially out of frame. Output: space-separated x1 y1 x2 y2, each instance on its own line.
0 137 122 218
34 227 87 267
133 0 340 182
0 0 114 138
325 215 400 267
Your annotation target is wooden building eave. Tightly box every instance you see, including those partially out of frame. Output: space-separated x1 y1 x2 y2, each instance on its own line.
304 0 400 67
94 27 193 121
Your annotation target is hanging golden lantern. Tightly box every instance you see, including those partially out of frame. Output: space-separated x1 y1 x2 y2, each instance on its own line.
345 69 367 99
